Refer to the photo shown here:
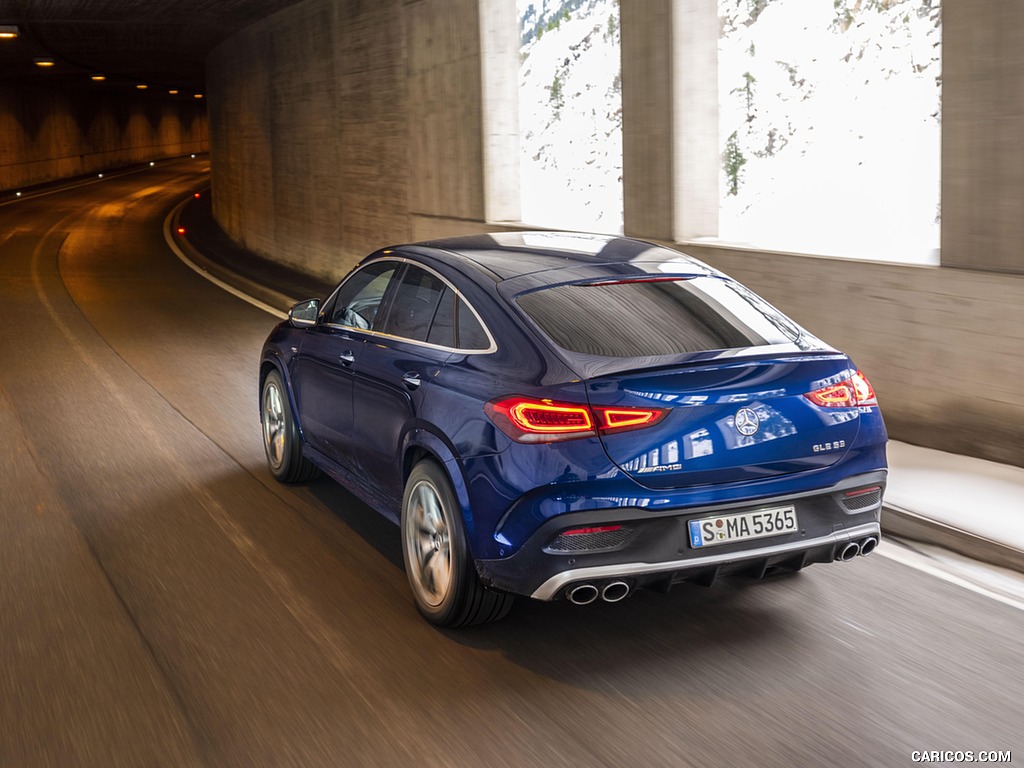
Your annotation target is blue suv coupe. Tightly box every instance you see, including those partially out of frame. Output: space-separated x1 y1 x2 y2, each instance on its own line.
259 233 887 626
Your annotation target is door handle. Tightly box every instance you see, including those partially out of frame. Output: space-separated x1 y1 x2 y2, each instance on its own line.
339 351 355 365
402 372 421 389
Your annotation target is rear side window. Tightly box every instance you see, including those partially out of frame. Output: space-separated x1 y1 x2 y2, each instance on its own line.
457 299 490 350
380 266 446 342
420 287 491 351
427 288 456 347
516 277 799 358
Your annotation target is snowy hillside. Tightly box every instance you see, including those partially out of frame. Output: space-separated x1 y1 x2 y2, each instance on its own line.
516 0 942 261
719 0 942 262
518 0 623 234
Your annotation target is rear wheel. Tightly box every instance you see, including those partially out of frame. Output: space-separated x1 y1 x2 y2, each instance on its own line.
261 369 319 483
402 461 513 627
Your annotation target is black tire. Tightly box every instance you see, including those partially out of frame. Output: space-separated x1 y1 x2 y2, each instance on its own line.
261 369 319 483
401 461 513 627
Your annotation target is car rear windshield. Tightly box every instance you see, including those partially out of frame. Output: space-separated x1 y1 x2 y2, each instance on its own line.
515 277 800 358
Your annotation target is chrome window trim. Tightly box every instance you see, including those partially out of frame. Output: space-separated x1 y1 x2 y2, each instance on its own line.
530 522 881 601
321 255 497 355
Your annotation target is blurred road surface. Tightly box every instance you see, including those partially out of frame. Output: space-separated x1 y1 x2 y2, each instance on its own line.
0 159 1019 767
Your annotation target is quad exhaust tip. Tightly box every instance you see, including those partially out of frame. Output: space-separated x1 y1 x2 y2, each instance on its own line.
837 541 861 562
566 581 632 604
601 581 630 603
836 536 879 562
567 584 599 605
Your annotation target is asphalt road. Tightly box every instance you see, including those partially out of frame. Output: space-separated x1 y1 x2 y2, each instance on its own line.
1 159 1020 768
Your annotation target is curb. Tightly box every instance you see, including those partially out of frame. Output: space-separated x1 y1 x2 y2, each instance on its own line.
883 504 1024 575
164 198 297 318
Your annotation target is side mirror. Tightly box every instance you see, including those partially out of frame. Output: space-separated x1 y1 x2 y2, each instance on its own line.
288 298 320 328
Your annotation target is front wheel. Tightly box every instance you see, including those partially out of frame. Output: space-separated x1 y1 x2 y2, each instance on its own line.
261 369 319 483
402 461 513 627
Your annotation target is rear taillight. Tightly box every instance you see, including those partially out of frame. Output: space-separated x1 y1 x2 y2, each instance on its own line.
599 407 665 430
488 398 595 440
805 370 878 408
849 371 877 405
485 396 667 443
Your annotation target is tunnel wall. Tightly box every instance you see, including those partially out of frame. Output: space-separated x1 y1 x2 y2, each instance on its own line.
207 0 485 280
0 85 208 192
206 0 1024 466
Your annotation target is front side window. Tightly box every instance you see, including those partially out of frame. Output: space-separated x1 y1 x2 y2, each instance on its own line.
516 276 799 358
328 261 398 330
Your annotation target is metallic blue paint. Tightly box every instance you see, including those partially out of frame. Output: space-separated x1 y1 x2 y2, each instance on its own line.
260 233 888 597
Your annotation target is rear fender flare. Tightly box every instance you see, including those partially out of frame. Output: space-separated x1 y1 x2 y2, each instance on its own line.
402 428 480 555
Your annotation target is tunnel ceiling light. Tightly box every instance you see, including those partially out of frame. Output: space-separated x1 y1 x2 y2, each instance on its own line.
193 93 203 99
136 83 148 90
91 74 106 81
34 57 55 67
0 24 19 38
168 89 179 95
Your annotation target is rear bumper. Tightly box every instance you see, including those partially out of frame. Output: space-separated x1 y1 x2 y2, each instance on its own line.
474 470 885 600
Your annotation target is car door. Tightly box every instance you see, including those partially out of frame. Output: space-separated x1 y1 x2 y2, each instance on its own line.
348 263 454 498
290 260 400 468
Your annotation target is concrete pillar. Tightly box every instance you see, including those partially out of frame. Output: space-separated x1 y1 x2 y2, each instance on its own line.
672 0 718 241
621 0 674 240
621 0 718 242
479 0 521 224
941 0 1024 273
406 0 486 223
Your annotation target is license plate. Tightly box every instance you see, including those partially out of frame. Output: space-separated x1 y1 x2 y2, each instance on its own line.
688 506 797 549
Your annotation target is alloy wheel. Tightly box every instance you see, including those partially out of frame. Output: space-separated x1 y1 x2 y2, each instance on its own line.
405 479 453 607
262 379 286 471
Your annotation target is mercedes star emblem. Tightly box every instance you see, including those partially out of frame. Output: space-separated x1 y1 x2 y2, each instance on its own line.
734 407 760 436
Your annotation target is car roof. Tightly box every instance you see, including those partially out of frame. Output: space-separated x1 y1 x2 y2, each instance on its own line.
404 232 713 282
